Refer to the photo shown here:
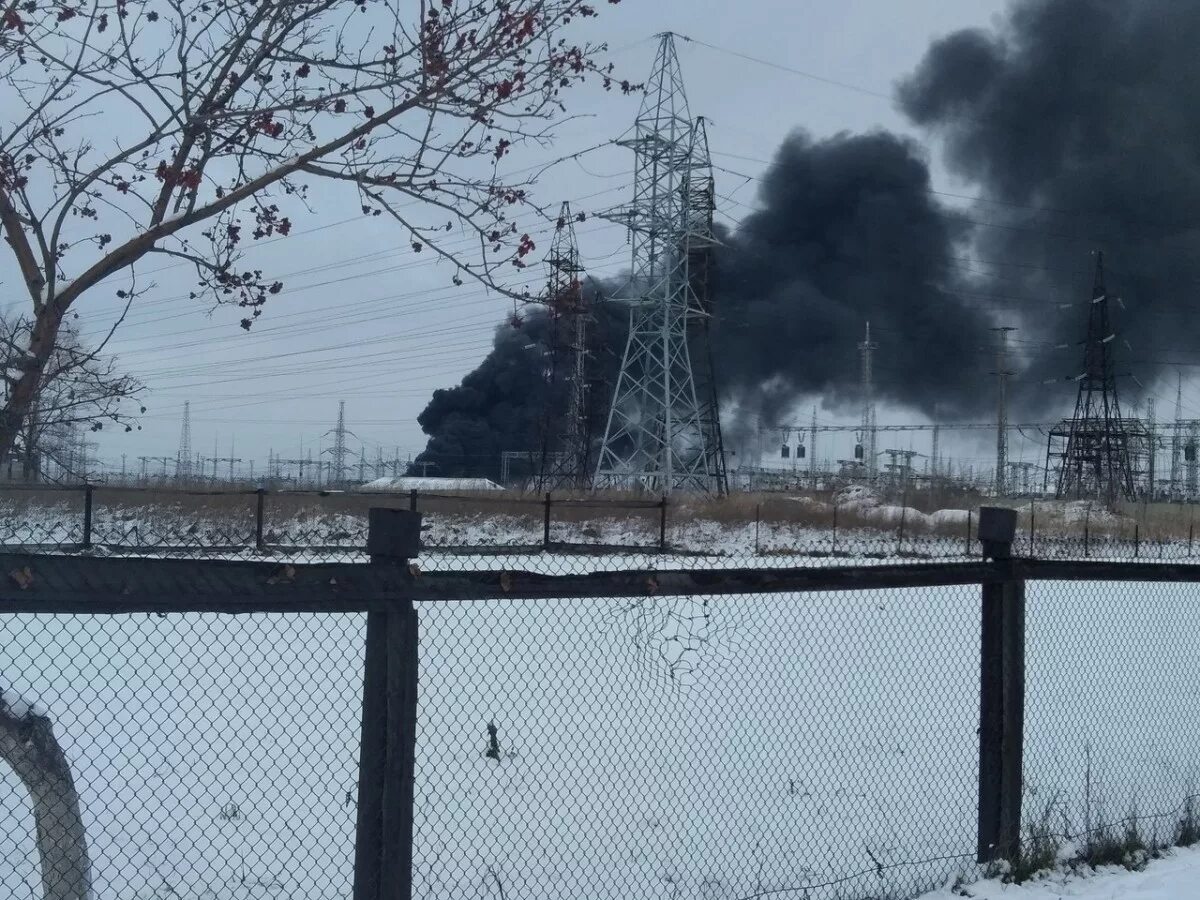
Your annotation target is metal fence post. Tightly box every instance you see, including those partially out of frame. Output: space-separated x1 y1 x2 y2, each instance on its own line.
1084 509 1091 559
1029 500 1035 558
255 489 267 552
976 507 1025 865
543 492 552 550
965 509 973 557
82 484 94 550
659 495 668 553
1134 523 1140 559
409 490 418 512
355 508 421 900
755 503 761 555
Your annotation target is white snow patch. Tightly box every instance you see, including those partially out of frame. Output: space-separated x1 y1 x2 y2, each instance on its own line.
919 847 1200 899
864 505 929 528
931 509 971 527
1 686 47 720
358 476 504 492
834 484 881 509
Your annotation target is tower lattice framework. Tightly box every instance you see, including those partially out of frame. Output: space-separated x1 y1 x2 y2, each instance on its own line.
536 202 592 490
1047 252 1144 502
175 401 192 480
594 33 727 494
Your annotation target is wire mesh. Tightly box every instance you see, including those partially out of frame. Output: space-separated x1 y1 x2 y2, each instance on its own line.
1024 579 1200 850
0 612 365 899
413 585 983 900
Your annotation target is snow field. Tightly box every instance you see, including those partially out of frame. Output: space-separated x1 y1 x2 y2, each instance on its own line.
918 846 1200 899
1 579 1198 899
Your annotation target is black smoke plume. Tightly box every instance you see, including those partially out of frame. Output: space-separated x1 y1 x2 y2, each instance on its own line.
414 131 998 474
416 0 1200 475
412 283 624 480
711 130 995 436
898 0 1200 412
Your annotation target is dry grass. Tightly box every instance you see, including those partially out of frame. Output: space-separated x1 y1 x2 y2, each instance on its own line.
3 483 1199 545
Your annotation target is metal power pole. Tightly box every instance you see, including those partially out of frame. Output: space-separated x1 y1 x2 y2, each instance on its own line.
809 405 818 489
535 201 591 491
993 327 1015 497
1171 372 1183 499
1146 396 1157 499
859 322 879 484
594 33 725 495
176 401 192 482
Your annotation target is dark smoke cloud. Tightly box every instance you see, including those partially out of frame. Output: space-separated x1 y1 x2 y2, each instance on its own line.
412 283 624 480
712 130 995 434
898 0 1200 413
411 312 556 480
414 131 1000 474
418 0 1200 475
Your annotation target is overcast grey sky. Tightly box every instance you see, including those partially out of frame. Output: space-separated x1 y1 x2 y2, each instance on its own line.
61 0 1011 474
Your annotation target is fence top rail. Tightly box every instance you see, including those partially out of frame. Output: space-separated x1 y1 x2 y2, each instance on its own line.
1 554 1199 615
0 553 412 614
0 484 667 508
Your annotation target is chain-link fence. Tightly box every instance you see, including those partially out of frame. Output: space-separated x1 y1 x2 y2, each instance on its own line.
1024 578 1200 854
3 530 1200 900
414 583 984 900
0 612 366 899
12 483 1200 568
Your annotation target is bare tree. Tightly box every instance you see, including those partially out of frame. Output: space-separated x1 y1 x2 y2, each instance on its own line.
0 0 629 462
0 315 142 480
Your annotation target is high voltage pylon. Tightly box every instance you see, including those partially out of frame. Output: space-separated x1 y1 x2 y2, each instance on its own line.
1046 252 1146 502
324 401 354 486
535 202 592 490
175 401 192 481
593 32 727 495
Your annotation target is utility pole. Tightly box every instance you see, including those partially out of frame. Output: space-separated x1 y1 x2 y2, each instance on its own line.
930 402 942 484
1171 372 1183 500
176 401 192 482
859 321 879 485
1147 396 1157 499
809 406 818 489
992 327 1015 497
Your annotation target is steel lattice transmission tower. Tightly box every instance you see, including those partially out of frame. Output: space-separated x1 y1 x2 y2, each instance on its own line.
536 202 592 490
593 33 727 495
175 401 192 481
325 401 352 486
1046 252 1146 502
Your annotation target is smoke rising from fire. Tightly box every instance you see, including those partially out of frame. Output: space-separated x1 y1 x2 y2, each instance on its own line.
415 0 1200 474
711 130 994 434
898 0 1200 411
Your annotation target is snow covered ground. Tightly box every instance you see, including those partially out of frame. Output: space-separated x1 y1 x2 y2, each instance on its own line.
919 847 1200 900
2 576 1198 900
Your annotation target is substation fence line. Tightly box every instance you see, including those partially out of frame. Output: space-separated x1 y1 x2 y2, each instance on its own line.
2 509 1200 900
